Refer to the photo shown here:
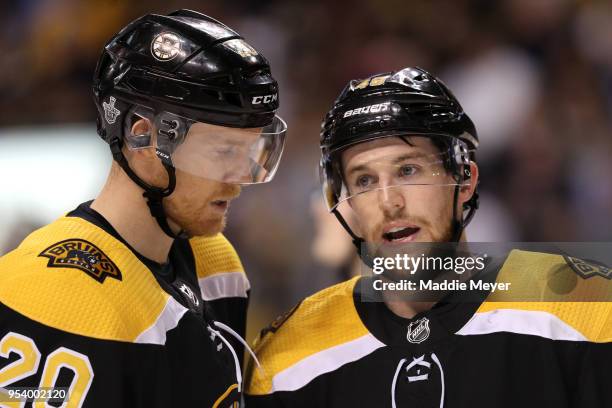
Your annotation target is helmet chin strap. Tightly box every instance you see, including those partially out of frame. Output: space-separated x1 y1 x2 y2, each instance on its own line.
331 208 374 269
451 180 479 243
109 137 186 240
451 185 463 243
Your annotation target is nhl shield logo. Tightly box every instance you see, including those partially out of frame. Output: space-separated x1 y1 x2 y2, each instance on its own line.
151 32 181 61
103 96 121 124
407 317 430 344
178 283 200 308
39 239 122 283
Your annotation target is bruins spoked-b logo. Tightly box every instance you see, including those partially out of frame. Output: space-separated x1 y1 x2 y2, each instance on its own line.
39 239 122 283
151 32 181 61
407 317 430 344
564 256 612 280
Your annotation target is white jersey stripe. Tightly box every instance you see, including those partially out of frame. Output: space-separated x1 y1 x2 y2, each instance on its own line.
271 333 386 392
456 309 588 341
134 296 188 345
198 271 250 301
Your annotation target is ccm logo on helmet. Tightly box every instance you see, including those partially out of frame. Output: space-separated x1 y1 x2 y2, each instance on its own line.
252 94 278 105
343 102 391 118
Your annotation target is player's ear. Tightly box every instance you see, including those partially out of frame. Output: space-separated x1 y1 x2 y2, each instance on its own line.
131 117 152 138
120 117 169 186
124 118 156 160
458 161 479 205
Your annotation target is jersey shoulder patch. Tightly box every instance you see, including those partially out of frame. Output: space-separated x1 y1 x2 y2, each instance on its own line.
246 277 384 396
461 249 612 343
189 234 249 301
38 238 122 283
0 216 181 344
563 255 611 280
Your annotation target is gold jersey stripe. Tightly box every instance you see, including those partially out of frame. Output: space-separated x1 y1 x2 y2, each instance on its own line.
477 250 612 342
212 383 238 408
0 217 245 342
0 216 167 342
189 234 245 279
247 277 366 395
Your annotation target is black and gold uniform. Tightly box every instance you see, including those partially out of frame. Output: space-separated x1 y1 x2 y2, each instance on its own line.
0 202 250 407
245 250 612 407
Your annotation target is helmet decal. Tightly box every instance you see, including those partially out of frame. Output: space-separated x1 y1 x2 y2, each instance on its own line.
151 32 182 61
103 96 121 124
223 38 258 58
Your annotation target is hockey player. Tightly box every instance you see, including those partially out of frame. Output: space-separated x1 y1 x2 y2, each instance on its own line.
245 67 611 407
0 10 286 407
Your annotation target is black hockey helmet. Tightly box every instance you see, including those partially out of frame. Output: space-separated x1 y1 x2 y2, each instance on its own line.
319 67 479 244
92 10 286 238
93 9 282 134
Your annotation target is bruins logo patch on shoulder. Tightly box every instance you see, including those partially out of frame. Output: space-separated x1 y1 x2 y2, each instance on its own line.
564 256 611 280
39 239 122 283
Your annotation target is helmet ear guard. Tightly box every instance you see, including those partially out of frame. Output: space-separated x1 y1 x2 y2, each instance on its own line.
450 138 471 177
153 112 190 163
123 106 154 150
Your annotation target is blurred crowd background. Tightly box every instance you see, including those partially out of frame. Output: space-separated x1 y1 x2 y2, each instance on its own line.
1 0 611 337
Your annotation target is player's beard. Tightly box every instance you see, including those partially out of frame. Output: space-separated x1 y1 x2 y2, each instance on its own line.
368 206 455 249
369 207 456 295
163 173 241 238
429 219 454 244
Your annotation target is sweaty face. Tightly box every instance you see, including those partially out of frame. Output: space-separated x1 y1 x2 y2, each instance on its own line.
340 137 457 246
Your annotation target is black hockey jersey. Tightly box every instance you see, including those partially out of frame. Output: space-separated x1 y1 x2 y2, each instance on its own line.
0 202 250 407
245 250 612 407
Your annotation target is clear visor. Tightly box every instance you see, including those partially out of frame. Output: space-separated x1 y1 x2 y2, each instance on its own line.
322 150 471 212
125 107 287 184
171 115 287 184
